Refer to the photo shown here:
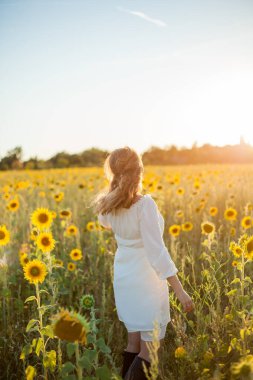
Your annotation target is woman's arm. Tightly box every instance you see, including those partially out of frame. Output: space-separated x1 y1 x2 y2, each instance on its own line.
167 274 194 313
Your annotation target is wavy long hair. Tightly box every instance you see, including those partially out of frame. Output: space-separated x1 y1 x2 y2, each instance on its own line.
91 146 144 215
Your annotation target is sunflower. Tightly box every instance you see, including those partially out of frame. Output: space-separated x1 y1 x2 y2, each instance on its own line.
38 191 46 198
175 346 187 359
30 228 39 241
246 203 253 212
54 259 64 267
209 207 218 216
7 198 19 212
176 187 185 196
169 224 181 237
230 227 236 236
3 192 10 200
51 211 57 219
230 354 253 377
86 222 96 231
182 222 193 232
20 254 29 267
31 208 53 230
224 207 237 221
53 192 64 203
80 294 95 310
244 236 253 260
23 259 47 284
67 262 76 271
241 216 252 230
201 221 215 235
0 225 10 246
36 232 56 253
70 249 82 261
230 244 243 258
51 308 90 345
175 210 184 218
66 224 78 237
59 210 72 219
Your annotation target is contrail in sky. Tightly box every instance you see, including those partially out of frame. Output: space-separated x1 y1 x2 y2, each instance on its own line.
117 6 167 28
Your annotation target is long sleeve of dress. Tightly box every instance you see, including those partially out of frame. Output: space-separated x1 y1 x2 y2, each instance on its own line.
98 212 111 228
139 196 178 280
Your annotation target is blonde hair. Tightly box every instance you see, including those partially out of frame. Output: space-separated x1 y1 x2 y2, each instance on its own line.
91 146 144 215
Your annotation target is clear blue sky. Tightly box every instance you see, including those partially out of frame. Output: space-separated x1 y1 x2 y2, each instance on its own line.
1 0 253 160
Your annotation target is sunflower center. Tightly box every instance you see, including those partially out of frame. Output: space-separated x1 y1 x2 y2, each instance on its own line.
204 224 213 233
38 213 49 223
0 231 5 240
30 266 41 276
246 239 253 253
41 237 50 246
227 211 234 217
11 202 17 208
240 364 251 376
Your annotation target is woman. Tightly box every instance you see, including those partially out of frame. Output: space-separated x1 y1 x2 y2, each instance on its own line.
92 146 194 380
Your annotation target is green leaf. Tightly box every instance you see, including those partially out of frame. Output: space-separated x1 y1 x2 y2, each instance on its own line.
226 289 237 296
67 343 76 359
78 356 92 371
25 296 37 303
43 350 56 372
63 376 77 380
61 362 76 376
230 278 240 285
35 337 44 356
95 365 112 380
96 337 111 354
87 334 95 344
38 304 56 312
20 344 32 360
26 319 39 333
85 349 97 363
39 289 50 295
41 325 54 338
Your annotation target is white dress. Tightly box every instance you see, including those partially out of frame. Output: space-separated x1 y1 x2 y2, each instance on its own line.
98 194 178 331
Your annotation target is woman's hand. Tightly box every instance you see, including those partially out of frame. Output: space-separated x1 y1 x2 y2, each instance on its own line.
176 289 194 313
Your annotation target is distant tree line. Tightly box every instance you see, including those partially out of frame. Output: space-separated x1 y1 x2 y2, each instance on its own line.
1 141 253 170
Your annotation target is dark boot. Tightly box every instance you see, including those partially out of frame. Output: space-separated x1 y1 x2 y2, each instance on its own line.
121 350 139 378
124 355 151 380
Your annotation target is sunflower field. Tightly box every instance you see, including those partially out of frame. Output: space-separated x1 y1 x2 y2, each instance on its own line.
1 164 253 380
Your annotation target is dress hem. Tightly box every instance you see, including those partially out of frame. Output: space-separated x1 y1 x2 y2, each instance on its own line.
121 318 171 331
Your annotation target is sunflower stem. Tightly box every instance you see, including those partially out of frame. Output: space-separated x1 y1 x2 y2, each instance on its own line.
241 251 247 355
75 342 82 380
35 282 48 380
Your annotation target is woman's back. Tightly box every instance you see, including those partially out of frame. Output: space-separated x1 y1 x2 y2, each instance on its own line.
98 193 178 331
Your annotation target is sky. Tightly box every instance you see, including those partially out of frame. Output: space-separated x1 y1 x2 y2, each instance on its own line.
1 0 253 160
